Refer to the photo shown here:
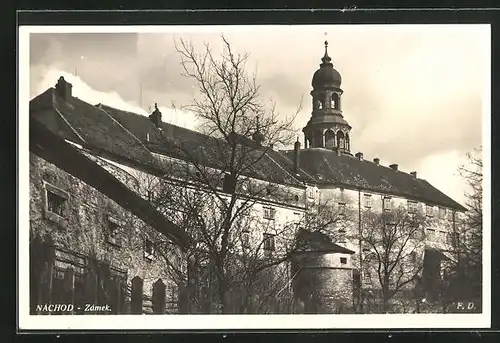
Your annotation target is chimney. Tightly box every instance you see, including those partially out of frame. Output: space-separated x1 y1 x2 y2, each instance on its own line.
355 152 363 161
373 158 380 165
149 103 162 128
55 76 72 101
293 138 301 172
389 164 398 171
410 171 417 178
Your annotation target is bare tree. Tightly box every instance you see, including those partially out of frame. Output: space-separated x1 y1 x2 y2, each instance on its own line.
444 148 483 309
358 206 429 313
123 36 311 313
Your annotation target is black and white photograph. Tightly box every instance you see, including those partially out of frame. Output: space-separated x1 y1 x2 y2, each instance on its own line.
18 24 490 330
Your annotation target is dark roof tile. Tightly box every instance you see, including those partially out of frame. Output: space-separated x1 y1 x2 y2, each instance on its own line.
283 148 465 211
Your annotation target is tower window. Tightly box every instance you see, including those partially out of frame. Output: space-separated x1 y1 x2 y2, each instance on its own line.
324 130 335 149
336 131 345 149
332 93 340 110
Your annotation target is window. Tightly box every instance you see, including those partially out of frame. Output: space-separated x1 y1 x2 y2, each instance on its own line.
383 197 392 211
408 201 418 214
340 257 347 265
222 173 236 194
446 232 453 245
438 207 446 219
263 233 275 252
364 194 372 209
364 270 371 281
293 212 302 229
427 229 436 241
47 191 66 217
307 187 315 199
412 227 424 240
439 231 447 243
263 207 276 220
338 229 347 243
338 202 346 216
147 189 158 203
426 205 434 217
448 210 454 221
106 218 122 247
410 251 417 264
144 239 155 260
241 230 250 249
44 183 69 225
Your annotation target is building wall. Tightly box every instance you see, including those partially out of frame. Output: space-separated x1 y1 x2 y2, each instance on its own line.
318 185 460 255
292 251 354 313
29 153 179 307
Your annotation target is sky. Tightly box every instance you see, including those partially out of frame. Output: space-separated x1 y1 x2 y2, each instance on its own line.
28 25 490 206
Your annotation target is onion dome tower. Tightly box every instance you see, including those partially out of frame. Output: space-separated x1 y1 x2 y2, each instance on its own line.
302 41 351 154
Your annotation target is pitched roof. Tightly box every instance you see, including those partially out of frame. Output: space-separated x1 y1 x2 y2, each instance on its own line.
29 83 465 211
295 229 355 255
30 88 153 165
282 148 466 211
29 86 307 188
97 103 308 187
30 115 190 249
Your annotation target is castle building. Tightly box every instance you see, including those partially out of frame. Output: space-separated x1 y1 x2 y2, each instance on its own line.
28 42 466 314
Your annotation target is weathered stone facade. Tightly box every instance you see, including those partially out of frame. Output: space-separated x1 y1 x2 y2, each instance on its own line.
29 152 179 313
292 251 354 313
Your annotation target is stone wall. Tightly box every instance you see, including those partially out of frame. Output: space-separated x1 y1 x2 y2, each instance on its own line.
292 252 354 313
29 152 179 304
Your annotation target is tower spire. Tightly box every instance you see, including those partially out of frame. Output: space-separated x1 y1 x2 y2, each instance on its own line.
321 40 332 66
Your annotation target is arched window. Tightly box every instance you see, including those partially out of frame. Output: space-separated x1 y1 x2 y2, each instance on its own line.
345 133 350 151
324 130 335 149
318 100 323 110
337 131 345 149
313 130 323 148
332 93 340 110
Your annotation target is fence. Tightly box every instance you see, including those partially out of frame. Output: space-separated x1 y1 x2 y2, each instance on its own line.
29 234 180 315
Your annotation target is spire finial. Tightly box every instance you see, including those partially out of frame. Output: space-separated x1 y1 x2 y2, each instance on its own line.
321 41 332 66
155 102 158 110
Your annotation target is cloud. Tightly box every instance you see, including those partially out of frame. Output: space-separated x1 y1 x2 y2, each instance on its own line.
418 150 469 205
31 66 199 131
